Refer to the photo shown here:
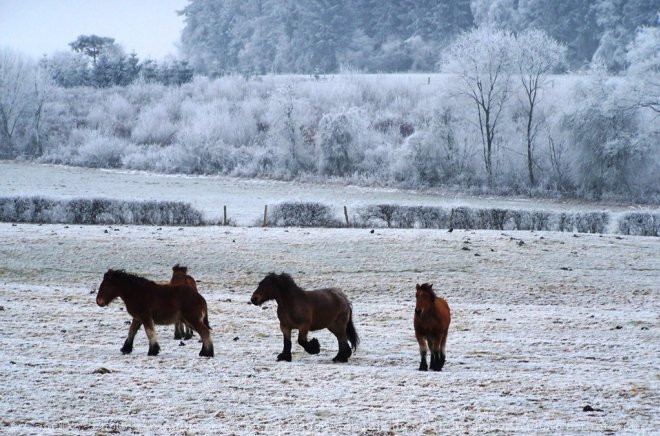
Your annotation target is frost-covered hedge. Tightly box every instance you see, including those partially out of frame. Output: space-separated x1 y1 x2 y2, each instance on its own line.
267 202 342 228
0 197 204 226
617 212 660 237
350 204 637 235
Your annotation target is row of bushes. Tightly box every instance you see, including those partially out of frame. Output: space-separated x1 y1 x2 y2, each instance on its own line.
0 197 204 226
1 198 657 236
265 202 659 236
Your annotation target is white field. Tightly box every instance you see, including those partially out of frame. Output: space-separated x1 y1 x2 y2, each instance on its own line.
3 161 654 227
0 164 659 434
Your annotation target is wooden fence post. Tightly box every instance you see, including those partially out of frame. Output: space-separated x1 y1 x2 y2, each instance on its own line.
344 206 349 227
223 205 227 226
263 205 268 227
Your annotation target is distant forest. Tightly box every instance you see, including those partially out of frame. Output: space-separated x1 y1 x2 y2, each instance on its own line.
179 0 658 74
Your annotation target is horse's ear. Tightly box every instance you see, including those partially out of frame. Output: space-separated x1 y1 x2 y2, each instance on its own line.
429 283 433 289
416 283 421 290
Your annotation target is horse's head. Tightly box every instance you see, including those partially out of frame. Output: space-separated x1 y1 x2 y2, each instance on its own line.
96 269 121 307
415 283 436 317
250 273 281 306
172 264 188 275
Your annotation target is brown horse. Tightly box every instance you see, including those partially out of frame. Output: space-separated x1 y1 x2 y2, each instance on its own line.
250 272 359 363
96 269 214 357
414 283 450 371
170 264 196 340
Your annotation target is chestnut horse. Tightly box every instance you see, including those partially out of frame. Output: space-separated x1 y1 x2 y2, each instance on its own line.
414 283 450 371
250 272 359 363
170 264 196 340
96 269 214 357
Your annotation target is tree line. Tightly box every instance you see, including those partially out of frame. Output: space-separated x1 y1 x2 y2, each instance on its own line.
178 0 658 74
40 35 194 88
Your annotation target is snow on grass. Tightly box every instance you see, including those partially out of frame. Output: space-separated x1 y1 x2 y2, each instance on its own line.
0 223 658 434
3 161 655 228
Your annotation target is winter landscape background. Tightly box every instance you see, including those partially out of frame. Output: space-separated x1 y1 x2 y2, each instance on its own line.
1 0 659 203
1 0 659 434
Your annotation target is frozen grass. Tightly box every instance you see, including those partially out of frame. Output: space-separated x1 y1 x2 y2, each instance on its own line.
0 223 658 434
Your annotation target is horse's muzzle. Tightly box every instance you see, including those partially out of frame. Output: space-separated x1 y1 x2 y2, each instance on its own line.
414 308 422 316
96 296 106 307
250 296 261 306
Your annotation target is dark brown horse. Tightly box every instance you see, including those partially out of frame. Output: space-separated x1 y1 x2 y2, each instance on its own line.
96 269 214 357
414 283 450 371
170 264 196 340
250 272 359 363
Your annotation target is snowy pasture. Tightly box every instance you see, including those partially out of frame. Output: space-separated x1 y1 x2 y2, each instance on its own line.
0 219 658 434
0 163 658 434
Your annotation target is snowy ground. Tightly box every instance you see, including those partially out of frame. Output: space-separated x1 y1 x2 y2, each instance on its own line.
0 221 658 434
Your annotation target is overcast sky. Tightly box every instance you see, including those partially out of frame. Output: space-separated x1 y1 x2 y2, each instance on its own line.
0 0 188 60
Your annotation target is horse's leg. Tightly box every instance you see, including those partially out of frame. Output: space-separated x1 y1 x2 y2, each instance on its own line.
121 318 142 354
174 322 184 340
143 320 161 356
437 331 448 371
183 325 194 340
328 325 351 363
189 318 214 357
429 337 444 371
297 326 320 355
277 325 292 362
416 334 428 371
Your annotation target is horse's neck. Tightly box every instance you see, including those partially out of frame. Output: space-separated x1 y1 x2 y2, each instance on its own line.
117 280 155 303
274 284 304 306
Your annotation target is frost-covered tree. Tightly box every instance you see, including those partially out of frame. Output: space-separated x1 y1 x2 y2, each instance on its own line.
565 62 659 200
442 27 514 184
513 29 566 186
0 49 50 157
625 26 660 114
68 35 116 66
592 0 659 72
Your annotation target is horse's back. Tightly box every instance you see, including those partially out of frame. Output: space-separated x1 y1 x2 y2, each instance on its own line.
307 287 351 329
148 283 206 324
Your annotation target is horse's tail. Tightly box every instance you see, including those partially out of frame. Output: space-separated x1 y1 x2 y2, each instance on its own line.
346 307 359 352
203 312 212 331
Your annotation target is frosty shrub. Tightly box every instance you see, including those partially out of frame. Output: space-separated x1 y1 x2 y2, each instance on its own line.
558 212 609 234
268 202 342 228
503 210 552 231
353 205 451 229
0 197 204 226
617 212 659 237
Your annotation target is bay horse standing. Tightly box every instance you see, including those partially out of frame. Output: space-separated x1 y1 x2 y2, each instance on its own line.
170 264 196 340
414 283 450 371
250 272 359 363
96 269 214 357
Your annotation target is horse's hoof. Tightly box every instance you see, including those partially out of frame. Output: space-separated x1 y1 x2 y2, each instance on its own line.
418 363 428 371
147 343 161 356
306 338 321 354
199 350 214 357
277 353 292 362
120 345 133 354
332 356 348 363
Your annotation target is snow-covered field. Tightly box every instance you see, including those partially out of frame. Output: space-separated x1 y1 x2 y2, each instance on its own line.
1 220 658 434
2 161 651 227
0 163 658 434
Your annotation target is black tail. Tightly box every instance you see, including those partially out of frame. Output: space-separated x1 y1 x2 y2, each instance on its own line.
204 312 212 331
346 308 359 352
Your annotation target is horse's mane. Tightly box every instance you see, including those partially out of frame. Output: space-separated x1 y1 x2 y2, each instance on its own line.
172 264 188 274
107 269 155 288
269 272 304 294
419 283 437 300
